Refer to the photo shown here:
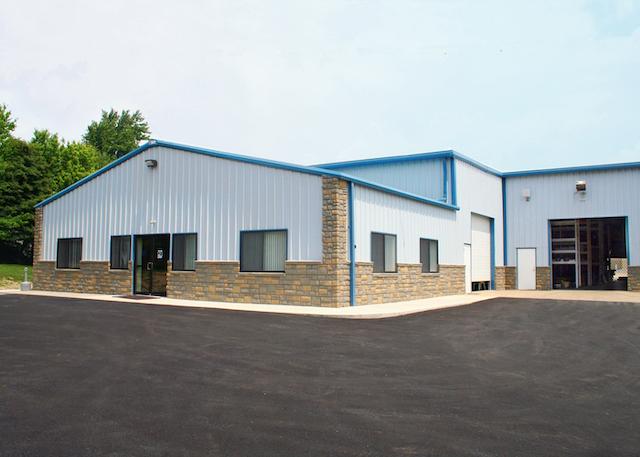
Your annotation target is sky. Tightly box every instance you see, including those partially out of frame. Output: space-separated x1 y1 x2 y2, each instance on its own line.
1 0 639 172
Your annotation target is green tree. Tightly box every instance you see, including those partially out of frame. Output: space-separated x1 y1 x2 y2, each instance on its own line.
51 142 108 191
83 109 150 158
0 138 50 260
31 130 108 192
0 104 17 147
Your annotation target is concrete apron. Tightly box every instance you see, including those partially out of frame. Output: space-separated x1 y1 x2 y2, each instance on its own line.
1 289 639 320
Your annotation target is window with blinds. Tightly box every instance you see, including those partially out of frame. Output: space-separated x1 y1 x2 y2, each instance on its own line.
420 238 439 273
371 232 397 273
57 238 82 269
240 230 287 272
110 235 131 270
172 233 197 271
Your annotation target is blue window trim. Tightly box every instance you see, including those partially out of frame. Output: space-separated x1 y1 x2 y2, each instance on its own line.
35 139 459 212
171 232 198 272
239 228 289 273
450 157 457 207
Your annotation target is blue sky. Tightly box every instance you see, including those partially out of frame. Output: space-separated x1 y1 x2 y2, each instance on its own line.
1 0 638 171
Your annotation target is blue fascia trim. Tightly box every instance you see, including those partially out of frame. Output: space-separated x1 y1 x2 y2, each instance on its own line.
35 139 459 212
503 161 640 177
348 182 356 306
314 150 454 169
450 151 503 177
490 218 496 290
501 177 508 266
450 157 458 207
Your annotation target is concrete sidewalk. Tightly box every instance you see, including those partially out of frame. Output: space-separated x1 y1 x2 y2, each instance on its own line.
1 288 639 319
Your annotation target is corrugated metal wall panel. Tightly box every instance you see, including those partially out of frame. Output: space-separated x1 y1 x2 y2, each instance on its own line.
332 158 449 202
505 168 640 266
42 147 323 262
353 185 461 265
455 160 504 267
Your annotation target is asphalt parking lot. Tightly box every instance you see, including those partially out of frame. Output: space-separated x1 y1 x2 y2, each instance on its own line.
1 294 639 457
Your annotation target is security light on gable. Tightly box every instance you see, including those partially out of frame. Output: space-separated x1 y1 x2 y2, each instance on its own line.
145 159 158 168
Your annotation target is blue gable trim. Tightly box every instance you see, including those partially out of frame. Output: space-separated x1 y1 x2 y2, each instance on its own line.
35 139 459 212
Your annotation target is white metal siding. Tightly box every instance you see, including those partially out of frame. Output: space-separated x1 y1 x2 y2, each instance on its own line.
332 158 450 203
353 185 461 265
41 146 323 262
455 160 504 267
471 214 491 281
505 168 640 266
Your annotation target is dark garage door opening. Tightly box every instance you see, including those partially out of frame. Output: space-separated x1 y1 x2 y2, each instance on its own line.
551 217 628 290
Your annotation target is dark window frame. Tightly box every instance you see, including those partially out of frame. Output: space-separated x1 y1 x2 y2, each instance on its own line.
56 237 82 269
420 238 439 273
371 232 397 273
110 235 131 270
239 229 288 273
171 233 198 271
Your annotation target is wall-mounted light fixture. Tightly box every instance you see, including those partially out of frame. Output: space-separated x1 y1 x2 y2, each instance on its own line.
145 159 158 168
522 188 531 201
576 180 587 192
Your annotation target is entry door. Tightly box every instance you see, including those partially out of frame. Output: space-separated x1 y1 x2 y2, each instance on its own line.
464 243 472 293
134 234 170 296
471 214 491 287
516 248 536 290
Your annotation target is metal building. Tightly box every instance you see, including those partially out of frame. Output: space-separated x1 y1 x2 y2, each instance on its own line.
32 140 640 306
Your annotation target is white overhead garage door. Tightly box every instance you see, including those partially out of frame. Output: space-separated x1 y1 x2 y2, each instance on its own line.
471 214 491 283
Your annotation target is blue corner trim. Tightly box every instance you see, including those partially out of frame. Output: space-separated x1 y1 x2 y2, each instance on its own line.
450 157 458 207
502 161 640 177
502 177 507 266
490 218 496 290
35 139 460 212
442 159 448 202
348 182 356 306
625 216 631 265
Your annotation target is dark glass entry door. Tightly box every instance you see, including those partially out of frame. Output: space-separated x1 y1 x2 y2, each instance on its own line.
134 234 170 296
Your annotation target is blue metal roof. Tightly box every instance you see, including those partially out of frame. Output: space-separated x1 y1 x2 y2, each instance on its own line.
35 139 459 211
501 160 640 177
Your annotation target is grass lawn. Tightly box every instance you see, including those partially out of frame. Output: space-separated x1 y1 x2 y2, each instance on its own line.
0 263 32 288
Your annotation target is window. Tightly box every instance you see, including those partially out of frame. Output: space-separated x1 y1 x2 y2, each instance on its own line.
371 232 397 273
420 238 439 273
56 238 82 269
110 235 131 270
172 233 197 271
240 230 287 272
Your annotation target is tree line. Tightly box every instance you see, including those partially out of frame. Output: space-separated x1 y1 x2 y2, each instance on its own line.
0 104 151 263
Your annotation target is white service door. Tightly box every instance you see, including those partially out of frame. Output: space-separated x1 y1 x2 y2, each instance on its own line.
464 244 472 293
517 248 536 290
471 214 491 282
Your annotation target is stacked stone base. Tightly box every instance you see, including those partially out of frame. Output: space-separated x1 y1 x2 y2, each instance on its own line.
495 266 516 290
628 266 640 291
33 261 131 295
355 263 465 305
167 261 350 307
